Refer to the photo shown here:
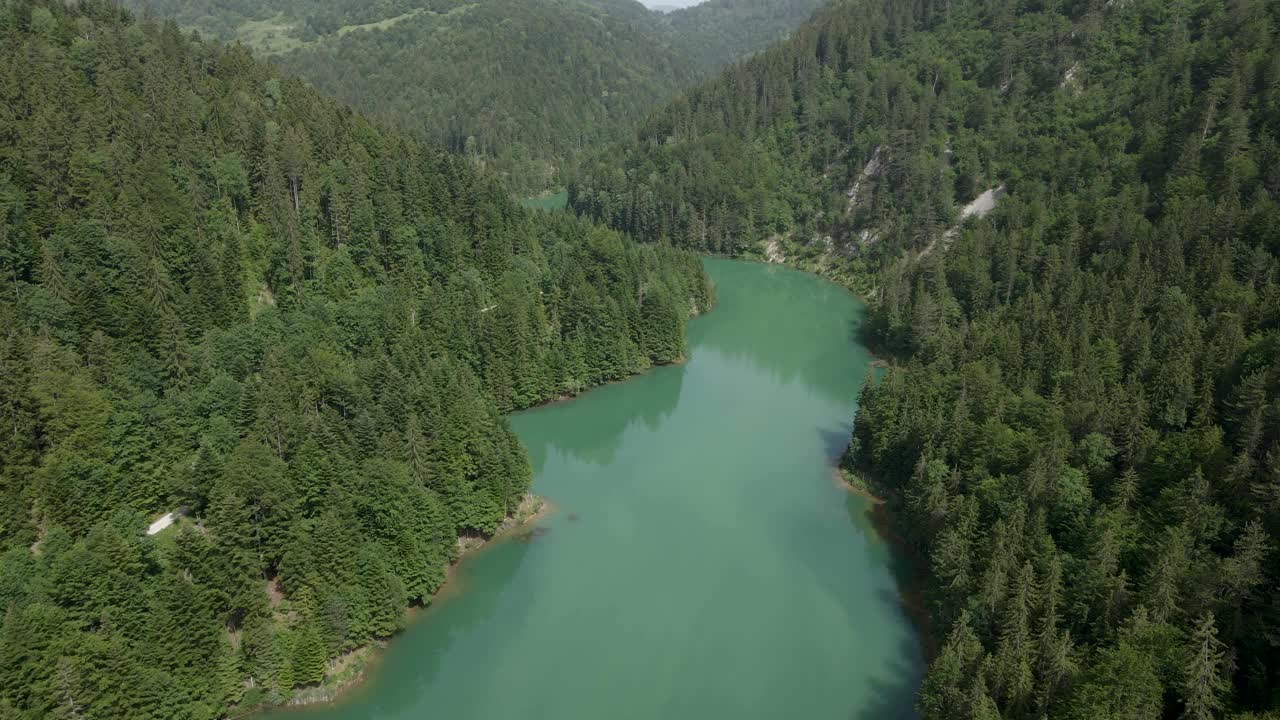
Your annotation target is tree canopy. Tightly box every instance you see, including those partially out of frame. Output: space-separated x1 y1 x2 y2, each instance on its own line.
0 0 709 716
573 0 1280 717
121 0 827 193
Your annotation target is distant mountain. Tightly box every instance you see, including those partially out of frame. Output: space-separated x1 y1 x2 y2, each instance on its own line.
664 0 820 70
122 0 824 193
640 0 704 9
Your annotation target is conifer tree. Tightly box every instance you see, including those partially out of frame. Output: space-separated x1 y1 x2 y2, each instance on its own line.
1182 612 1230 720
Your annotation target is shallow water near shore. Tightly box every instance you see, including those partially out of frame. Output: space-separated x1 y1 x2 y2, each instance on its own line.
268 258 923 720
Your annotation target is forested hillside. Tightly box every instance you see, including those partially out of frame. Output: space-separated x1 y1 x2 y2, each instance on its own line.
0 1 709 717
266 0 694 194
664 0 826 72
120 0 824 193
573 0 1280 717
571 0 965 274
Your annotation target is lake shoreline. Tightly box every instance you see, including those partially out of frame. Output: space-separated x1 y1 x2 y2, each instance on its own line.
244 495 554 717
706 249 873 301
516 357 688 412
510 295 714 414
836 465 938 661
455 494 555 559
255 259 924 719
745 251 934 657
712 247 923 372
706 250 907 360
263 290 720 714
724 252 932 660
748 236 940 662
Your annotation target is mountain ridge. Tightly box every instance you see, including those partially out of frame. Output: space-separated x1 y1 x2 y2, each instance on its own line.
121 0 826 192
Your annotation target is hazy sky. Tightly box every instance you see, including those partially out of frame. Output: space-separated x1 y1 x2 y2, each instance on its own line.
638 0 706 8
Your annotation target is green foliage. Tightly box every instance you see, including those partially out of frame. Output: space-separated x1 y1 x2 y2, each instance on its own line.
290 618 329 687
122 0 826 193
578 0 1280 716
0 1 709 717
663 0 826 70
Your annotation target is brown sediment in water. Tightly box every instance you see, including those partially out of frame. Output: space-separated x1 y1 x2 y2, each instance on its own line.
454 494 554 559
437 494 555 603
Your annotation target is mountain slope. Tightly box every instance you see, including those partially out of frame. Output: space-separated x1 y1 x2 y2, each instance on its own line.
573 0 1280 717
268 0 696 193
121 0 825 193
664 0 823 69
0 1 708 717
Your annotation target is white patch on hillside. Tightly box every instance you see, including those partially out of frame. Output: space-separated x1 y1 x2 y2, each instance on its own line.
846 146 884 213
922 184 1007 258
959 185 1005 221
764 237 786 263
148 512 178 535
1060 62 1081 91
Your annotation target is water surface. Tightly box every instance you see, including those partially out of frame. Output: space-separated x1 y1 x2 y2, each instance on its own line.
278 259 922 719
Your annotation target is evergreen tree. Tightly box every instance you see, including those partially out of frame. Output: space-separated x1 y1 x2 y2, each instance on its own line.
290 619 328 687
1182 612 1230 720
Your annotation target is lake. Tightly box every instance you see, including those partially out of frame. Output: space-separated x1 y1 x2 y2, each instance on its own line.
272 258 923 719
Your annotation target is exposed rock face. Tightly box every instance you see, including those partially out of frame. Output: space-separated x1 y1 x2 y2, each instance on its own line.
922 184 1007 258
764 237 786 263
846 146 884 214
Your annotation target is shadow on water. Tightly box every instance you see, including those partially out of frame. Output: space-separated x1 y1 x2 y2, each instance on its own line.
849 632 924 720
851 315 869 347
770 497 925 720
845 532 927 720
842 462 940 668
819 427 854 466
516 361 685 469
815 428 928 720
761 437 924 720
852 310 915 370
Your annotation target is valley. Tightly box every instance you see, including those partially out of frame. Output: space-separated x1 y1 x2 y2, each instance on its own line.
1 1 1278 719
